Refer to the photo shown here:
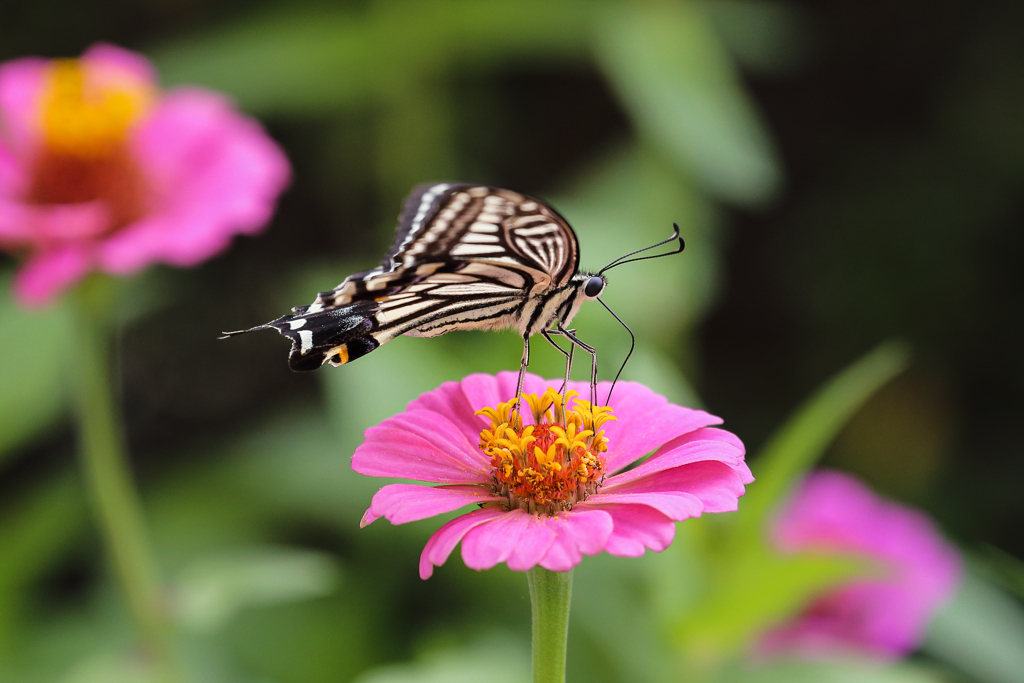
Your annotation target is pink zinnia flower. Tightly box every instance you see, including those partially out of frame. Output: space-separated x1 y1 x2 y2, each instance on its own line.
0 43 290 305
354 371 752 579
760 469 962 659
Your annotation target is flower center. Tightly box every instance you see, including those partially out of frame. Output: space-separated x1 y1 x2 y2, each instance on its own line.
27 60 154 230
476 388 616 515
39 60 151 157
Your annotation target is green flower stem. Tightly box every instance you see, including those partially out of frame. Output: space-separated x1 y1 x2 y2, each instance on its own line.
527 566 573 683
69 280 178 682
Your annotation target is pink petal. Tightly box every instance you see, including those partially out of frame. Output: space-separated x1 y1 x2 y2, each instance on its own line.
0 57 46 156
762 470 963 658
538 509 614 572
352 409 490 483
647 426 745 462
460 371 551 421
407 379 489 448
33 201 112 241
588 380 724 474
14 245 92 306
460 509 557 572
353 371 752 578
81 43 157 88
603 460 750 513
352 438 483 485
384 409 491 470
651 428 757 485
0 198 31 242
644 427 753 485
419 507 506 579
582 490 705 521
99 88 290 273
592 504 676 557
0 142 26 197
404 371 554 451
360 483 503 527
604 438 746 488
0 199 110 249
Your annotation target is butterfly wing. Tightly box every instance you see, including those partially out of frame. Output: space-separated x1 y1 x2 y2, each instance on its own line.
381 182 578 288
239 184 581 370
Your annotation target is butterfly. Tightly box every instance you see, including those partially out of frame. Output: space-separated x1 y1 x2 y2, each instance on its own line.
224 183 683 404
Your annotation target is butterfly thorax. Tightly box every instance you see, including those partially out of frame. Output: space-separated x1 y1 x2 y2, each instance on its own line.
514 271 593 337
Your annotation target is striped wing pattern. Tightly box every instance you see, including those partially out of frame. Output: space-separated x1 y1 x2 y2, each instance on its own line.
259 184 580 370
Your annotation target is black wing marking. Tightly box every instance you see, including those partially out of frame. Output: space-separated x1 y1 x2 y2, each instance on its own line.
382 182 459 271
226 184 582 371
253 303 381 371
388 183 579 285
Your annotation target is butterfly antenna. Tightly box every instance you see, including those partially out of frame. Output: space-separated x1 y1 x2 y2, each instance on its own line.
596 297 635 405
599 223 684 274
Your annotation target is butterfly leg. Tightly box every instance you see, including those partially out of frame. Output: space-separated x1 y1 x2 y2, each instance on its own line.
564 341 576 395
541 328 576 395
557 325 598 406
513 334 530 425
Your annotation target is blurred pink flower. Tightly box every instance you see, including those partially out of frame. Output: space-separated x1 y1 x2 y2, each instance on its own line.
354 371 752 579
761 469 962 659
0 44 290 305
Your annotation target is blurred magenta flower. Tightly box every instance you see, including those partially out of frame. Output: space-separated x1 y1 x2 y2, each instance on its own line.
354 371 752 579
0 43 290 305
761 469 962 659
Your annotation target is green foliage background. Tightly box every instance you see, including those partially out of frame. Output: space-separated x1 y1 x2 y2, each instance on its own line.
1 1 1023 682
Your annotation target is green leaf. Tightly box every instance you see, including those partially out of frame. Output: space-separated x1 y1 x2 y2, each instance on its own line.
555 146 717 345
670 540 867 662
923 568 1024 683
175 546 340 633
735 341 910 539
715 659 950 683
151 1 590 116
0 270 72 463
705 0 813 76
352 635 528 683
53 650 155 683
651 342 909 661
571 553 679 683
157 408 374 534
593 2 781 205
973 544 1024 601
0 473 87 653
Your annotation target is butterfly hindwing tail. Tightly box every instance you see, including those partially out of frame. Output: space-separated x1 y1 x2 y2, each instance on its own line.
264 302 383 371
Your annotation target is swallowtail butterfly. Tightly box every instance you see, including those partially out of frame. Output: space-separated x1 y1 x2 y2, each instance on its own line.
224 183 683 402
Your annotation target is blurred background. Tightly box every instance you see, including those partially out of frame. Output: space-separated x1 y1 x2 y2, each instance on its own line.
1 0 1023 682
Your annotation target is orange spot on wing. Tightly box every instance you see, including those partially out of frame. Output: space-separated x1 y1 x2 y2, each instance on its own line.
327 344 350 365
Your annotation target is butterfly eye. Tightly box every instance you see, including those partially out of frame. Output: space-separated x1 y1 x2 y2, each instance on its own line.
584 275 605 298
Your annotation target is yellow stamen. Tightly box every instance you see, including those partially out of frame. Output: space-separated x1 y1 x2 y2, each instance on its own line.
39 60 153 158
532 445 562 473
477 387 613 515
475 397 520 430
523 392 552 424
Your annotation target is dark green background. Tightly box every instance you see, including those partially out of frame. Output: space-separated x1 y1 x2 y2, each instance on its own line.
1 1 1022 682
